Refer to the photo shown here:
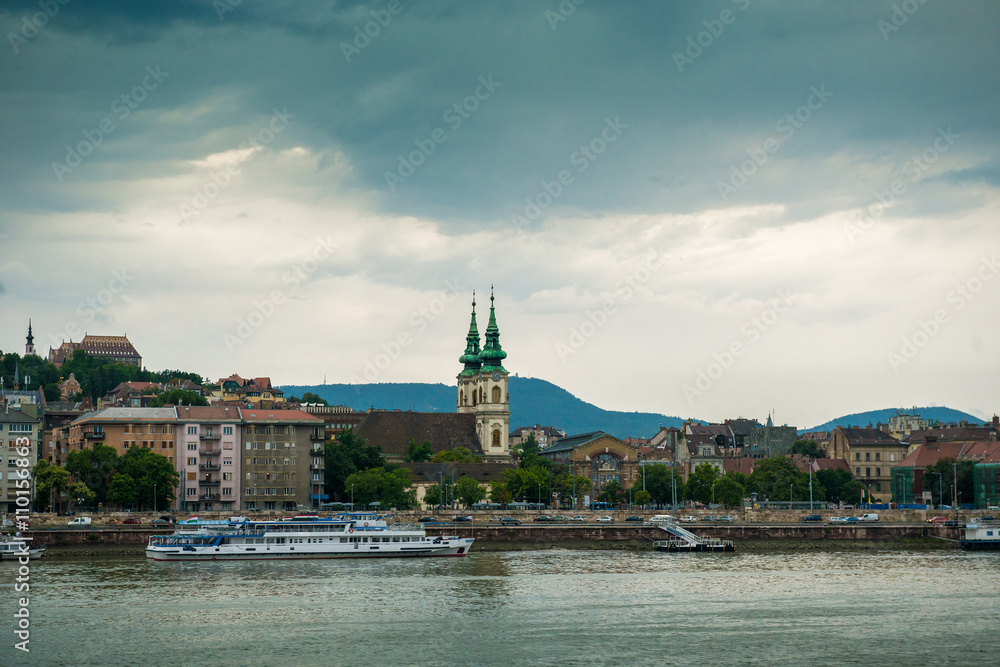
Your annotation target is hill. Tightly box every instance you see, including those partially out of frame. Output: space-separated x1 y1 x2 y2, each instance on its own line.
280 376 691 438
803 406 986 433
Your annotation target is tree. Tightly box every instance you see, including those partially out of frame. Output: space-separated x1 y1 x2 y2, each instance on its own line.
503 466 551 503
791 440 824 458
816 469 854 504
644 464 684 506
68 481 96 510
432 447 482 463
423 482 448 508
107 473 138 508
684 463 721 505
634 489 653 507
749 457 804 502
33 460 70 512
343 466 416 509
515 433 540 458
404 438 434 463
150 388 208 407
455 476 486 508
325 431 386 501
842 479 866 506
713 476 745 508
555 474 591 506
924 457 975 506
597 480 623 505
65 443 119 504
489 479 512 505
117 447 180 509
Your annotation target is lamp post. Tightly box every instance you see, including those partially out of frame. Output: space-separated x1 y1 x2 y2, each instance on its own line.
789 483 793 510
809 472 813 511
952 462 958 511
933 472 943 509
153 483 157 513
350 483 354 509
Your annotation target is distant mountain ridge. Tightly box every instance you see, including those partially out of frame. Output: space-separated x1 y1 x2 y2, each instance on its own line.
280 377 691 438
279 379 986 440
802 407 987 433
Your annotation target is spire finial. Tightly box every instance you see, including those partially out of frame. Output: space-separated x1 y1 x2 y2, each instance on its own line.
472 290 476 311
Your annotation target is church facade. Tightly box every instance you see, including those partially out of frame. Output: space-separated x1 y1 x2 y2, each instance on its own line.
456 290 511 460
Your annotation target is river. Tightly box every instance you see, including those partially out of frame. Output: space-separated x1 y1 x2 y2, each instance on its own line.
4 548 999 665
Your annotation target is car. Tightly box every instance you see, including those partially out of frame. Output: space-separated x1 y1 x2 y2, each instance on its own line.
802 515 823 522
624 516 643 522
845 516 860 523
151 518 172 526
828 516 848 523
122 517 141 525
533 515 553 522
570 515 588 522
105 518 120 525
979 516 995 522
680 516 698 523
718 515 735 523
702 515 716 522
596 516 613 522
497 517 522 525
417 516 437 523
987 505 1000 511
550 515 569 523
927 516 947 524
453 515 472 522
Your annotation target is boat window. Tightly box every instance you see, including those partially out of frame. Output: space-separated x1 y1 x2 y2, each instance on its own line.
393 537 400 542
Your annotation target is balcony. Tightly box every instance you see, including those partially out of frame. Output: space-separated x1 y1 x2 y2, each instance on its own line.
200 433 221 441
309 433 325 441
198 479 221 486
199 493 221 501
84 431 104 439
199 463 221 471
309 464 323 471
199 449 221 456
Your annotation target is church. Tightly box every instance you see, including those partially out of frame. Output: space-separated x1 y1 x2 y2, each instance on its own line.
354 290 511 462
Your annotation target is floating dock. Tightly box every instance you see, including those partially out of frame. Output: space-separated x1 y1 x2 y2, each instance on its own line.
651 523 735 552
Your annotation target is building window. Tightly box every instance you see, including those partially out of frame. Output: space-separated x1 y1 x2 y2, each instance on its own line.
186 488 196 496
855 453 860 461
855 468 860 476
876 468 881 477
222 487 232 496
188 443 197 451
187 426 197 435
865 453 870 461
890 453 896 462
866 468 870 477
876 483 882 492
875 453 880 461
223 458 232 466
188 457 197 466
224 426 233 435
223 472 232 481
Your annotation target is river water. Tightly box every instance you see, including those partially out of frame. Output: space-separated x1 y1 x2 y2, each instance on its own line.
4 548 999 666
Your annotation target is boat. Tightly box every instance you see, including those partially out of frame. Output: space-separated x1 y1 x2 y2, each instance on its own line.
145 512 474 561
959 518 1000 550
651 520 735 552
0 537 45 560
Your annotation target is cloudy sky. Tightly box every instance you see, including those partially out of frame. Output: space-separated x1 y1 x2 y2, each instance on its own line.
1 0 998 428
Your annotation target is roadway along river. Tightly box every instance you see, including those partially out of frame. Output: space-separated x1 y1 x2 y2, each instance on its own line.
4 549 999 665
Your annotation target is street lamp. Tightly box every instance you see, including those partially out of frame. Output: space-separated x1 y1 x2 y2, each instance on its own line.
153 483 157 513
952 462 958 511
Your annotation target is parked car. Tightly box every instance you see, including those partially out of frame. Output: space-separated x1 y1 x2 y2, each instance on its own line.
122 517 141 525
68 517 92 527
802 515 823 522
828 516 848 523
701 516 716 522
624 516 643 523
417 516 437 523
595 516 612 522
979 516 995 522
845 516 860 523
150 518 172 526
570 515 588 522
718 515 735 523
649 515 676 523
533 515 553 522
105 518 120 525
680 516 698 523
550 515 569 523
498 517 522 525
453 515 473 522
858 513 879 522
987 505 999 511
927 516 947 524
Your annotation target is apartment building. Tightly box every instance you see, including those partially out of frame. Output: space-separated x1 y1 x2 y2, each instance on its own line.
175 406 242 512
240 409 325 511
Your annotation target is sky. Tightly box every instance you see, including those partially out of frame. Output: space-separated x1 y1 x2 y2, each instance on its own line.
1 0 998 429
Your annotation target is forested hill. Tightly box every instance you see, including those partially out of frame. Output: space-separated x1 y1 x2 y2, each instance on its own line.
803 407 986 433
280 376 692 439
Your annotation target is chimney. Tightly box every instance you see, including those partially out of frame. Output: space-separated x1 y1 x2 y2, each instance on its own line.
924 435 937 447
993 415 999 429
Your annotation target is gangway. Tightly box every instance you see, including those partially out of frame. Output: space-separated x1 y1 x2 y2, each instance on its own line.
651 521 734 552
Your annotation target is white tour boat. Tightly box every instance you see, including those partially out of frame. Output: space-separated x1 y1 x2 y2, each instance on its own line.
145 513 474 561
0 537 45 560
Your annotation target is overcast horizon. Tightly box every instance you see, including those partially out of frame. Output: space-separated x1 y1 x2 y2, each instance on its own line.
2 0 998 428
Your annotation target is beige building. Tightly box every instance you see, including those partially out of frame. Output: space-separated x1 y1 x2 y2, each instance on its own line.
240 408 325 511
1 400 43 515
539 431 640 506
828 426 909 502
68 407 179 464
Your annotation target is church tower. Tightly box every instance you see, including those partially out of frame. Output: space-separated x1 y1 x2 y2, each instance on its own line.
456 293 482 414
475 288 510 458
25 320 36 357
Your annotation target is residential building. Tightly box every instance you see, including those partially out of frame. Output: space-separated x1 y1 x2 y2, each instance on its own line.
209 375 285 407
891 439 1000 506
299 404 364 441
1 400 43 514
748 414 798 458
828 426 909 502
58 373 82 400
509 425 564 451
240 408 325 511
175 406 242 512
67 407 179 462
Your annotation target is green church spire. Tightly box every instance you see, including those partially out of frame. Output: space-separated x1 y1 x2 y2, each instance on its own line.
478 286 507 372
459 292 482 376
